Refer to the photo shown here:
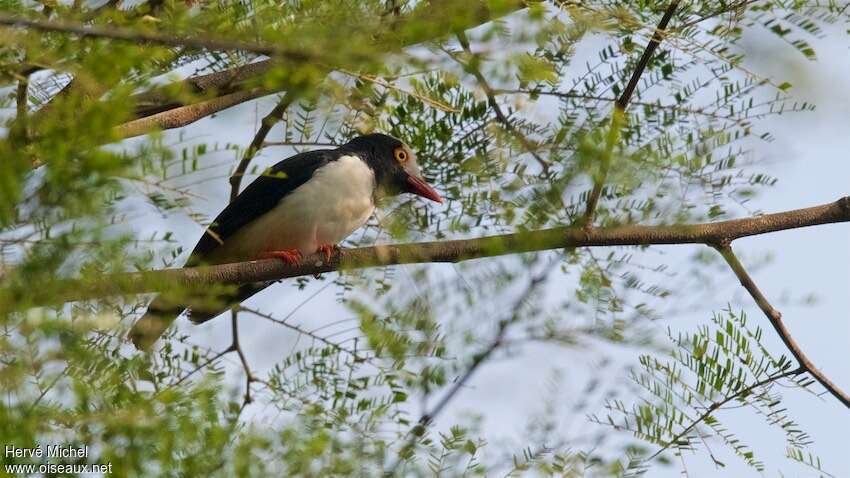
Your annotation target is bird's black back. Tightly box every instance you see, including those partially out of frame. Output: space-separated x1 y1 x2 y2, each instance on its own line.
188 148 339 262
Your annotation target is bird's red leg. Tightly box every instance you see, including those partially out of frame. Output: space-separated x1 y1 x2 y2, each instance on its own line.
262 249 302 265
316 244 339 263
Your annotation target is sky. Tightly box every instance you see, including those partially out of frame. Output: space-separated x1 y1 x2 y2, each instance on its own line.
121 9 850 477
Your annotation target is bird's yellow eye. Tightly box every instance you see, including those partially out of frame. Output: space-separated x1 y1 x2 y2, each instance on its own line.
394 148 408 163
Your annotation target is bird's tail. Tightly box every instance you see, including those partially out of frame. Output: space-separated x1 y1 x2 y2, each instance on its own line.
128 296 185 350
129 283 270 350
184 284 267 324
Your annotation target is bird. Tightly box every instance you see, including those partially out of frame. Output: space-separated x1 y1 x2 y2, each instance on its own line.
129 133 442 350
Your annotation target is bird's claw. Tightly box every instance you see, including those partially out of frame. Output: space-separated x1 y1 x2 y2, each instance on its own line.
312 244 339 279
316 244 339 263
263 249 302 265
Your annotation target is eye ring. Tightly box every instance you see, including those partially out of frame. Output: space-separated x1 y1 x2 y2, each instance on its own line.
394 148 408 163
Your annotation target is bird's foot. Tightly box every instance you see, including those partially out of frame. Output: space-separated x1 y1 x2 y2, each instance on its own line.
262 249 303 265
312 244 339 279
316 244 339 263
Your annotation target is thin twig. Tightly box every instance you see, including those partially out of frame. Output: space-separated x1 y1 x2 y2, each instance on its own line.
229 92 296 201
168 347 233 389
338 69 458 113
386 261 556 475
262 141 340 148
717 246 850 408
677 0 758 31
26 369 66 414
582 0 681 226
494 89 759 127
581 109 623 226
230 308 257 406
617 1 681 110
646 366 805 461
451 32 550 173
238 306 367 362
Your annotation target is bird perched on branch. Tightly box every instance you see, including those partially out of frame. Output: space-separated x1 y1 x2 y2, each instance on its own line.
129 133 442 350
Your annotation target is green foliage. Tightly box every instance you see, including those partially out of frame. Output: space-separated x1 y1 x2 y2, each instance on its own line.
0 1 845 476
593 308 829 475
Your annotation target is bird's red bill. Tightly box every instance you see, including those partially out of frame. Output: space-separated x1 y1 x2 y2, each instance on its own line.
406 175 443 203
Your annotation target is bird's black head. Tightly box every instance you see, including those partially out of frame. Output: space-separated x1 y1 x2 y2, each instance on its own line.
340 133 442 203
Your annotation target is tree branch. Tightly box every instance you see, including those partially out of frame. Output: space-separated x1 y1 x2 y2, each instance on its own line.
647 366 806 462
114 88 269 139
717 246 850 408
229 92 296 201
29 0 535 144
387 261 556 474
28 59 270 143
262 141 340 148
11 74 29 145
615 1 681 111
21 196 850 305
582 0 681 225
239 305 366 362
494 88 760 127
228 308 259 406
130 60 275 119
34 59 276 127
0 13 314 61
677 0 758 31
451 32 550 173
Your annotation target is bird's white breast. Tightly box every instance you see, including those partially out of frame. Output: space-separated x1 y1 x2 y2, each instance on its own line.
209 155 376 263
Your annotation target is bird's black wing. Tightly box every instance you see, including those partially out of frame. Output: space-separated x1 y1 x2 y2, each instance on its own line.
188 148 338 262
130 148 341 349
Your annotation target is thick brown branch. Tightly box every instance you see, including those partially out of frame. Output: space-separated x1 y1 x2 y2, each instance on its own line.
34 62 279 142
31 60 273 134
717 246 850 408
114 89 269 139
131 60 275 119
23 196 850 305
